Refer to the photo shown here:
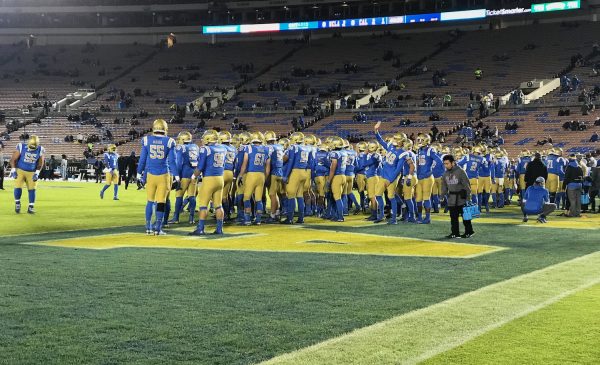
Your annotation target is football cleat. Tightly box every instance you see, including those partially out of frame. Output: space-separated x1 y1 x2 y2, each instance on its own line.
146 230 153 235
113 197 119 201
445 234 460 239
167 219 180 225
15 201 21 214
100 190 104 199
188 229 205 236
212 230 224 235
27 206 35 214
154 230 167 236
461 232 474 238
295 219 304 224
281 219 294 225
387 220 398 225
522 216 528 222
419 218 431 224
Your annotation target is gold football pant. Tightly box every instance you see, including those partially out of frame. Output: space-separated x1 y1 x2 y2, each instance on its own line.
15 169 37 190
415 175 434 203
146 173 170 203
104 171 119 185
198 176 224 208
285 168 309 198
376 177 399 199
243 172 266 202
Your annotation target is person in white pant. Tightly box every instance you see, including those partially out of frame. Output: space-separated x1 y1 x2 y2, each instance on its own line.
60 154 68 181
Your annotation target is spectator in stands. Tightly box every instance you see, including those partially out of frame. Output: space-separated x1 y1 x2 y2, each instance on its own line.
525 153 548 189
443 93 452 107
466 103 474 118
474 67 483 80
563 154 584 217
521 177 555 223
595 117 600 126
590 132 599 142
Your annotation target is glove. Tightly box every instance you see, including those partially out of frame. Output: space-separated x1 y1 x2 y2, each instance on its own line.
172 176 181 191
137 173 145 185
406 177 412 187
491 178 496 185
32 170 40 182
238 176 243 185
326 180 331 190
282 176 288 184
9 168 17 179
110 168 116 174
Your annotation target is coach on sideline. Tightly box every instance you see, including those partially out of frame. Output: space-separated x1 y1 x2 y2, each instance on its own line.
441 154 474 239
522 176 556 223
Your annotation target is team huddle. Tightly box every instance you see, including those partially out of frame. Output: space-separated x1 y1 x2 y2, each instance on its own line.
8 118 569 235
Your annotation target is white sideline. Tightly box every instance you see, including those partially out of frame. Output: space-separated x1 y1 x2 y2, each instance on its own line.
260 251 600 365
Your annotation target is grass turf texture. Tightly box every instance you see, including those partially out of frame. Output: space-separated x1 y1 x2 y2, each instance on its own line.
1 180 599 364
424 283 600 365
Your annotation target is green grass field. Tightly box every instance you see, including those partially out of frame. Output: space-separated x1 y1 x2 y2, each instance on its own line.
1 180 599 364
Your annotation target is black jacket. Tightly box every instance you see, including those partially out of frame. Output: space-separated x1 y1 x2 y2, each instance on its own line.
563 162 584 189
524 158 548 188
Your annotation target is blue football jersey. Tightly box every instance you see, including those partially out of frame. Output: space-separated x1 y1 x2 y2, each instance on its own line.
198 144 227 177
245 144 270 173
16 143 44 172
138 135 177 176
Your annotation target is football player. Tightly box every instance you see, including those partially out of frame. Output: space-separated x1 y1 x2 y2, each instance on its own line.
464 146 483 205
282 132 313 224
99 144 120 200
343 139 361 215
327 137 347 222
414 133 436 223
313 141 330 218
265 131 284 222
477 145 493 213
355 141 368 212
362 141 381 220
237 132 271 225
234 132 251 223
516 150 532 202
546 147 567 207
10 135 44 214
170 131 199 224
137 119 178 235
491 149 508 208
374 122 411 224
431 144 446 213
400 139 418 223
189 130 227 235
219 131 237 222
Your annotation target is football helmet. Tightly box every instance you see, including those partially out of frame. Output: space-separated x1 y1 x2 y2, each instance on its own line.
218 131 232 143
331 136 344 149
342 138 350 148
367 141 378 153
27 135 40 150
289 132 305 145
178 131 192 144
264 130 277 142
238 132 252 145
152 119 168 134
304 134 317 146
357 141 367 152
403 139 414 151
453 147 464 159
202 129 219 144
278 137 290 149
251 131 265 144
107 144 117 153
415 133 431 148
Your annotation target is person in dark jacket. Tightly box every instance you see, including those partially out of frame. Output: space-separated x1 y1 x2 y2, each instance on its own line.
125 151 137 190
441 154 474 238
524 152 548 189
590 160 600 213
563 154 584 217
117 155 128 186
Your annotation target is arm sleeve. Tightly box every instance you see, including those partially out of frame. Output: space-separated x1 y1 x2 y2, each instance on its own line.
283 147 296 178
167 142 178 178
441 174 448 196
390 153 405 181
176 147 184 177
137 139 148 174
196 147 207 174
374 131 390 151
461 169 471 196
